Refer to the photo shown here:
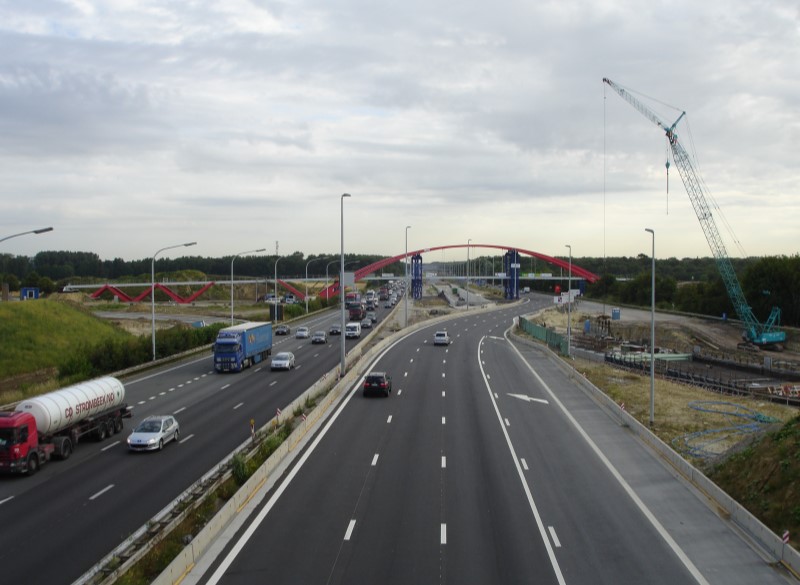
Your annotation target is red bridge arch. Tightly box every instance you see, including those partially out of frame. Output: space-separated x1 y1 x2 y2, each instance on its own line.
320 244 598 299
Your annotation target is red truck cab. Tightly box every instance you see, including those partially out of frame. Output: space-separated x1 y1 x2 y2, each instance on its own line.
0 412 53 474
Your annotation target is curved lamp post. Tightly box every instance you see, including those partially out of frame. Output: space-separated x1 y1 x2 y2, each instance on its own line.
231 248 266 324
645 228 655 427
152 241 196 361
0 226 53 244
466 238 472 310
305 257 328 314
340 193 351 377
405 225 411 327
565 244 572 357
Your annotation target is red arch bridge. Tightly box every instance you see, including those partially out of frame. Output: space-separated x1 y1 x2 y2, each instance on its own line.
72 244 598 304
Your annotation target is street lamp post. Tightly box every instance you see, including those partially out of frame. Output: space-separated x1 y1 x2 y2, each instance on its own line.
273 256 281 320
405 225 411 327
152 241 196 361
565 244 572 357
231 248 266 324
340 193 351 377
0 226 54 245
305 257 326 315
466 239 472 310
645 228 655 427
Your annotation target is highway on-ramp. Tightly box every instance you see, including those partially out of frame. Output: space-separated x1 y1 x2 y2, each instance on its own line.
189 300 793 585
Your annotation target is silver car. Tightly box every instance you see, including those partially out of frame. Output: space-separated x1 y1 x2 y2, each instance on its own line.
127 415 180 452
271 351 296 370
295 327 310 339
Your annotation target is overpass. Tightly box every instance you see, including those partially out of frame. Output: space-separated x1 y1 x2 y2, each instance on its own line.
73 244 598 304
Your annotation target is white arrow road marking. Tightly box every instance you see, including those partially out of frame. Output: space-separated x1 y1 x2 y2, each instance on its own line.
508 393 549 404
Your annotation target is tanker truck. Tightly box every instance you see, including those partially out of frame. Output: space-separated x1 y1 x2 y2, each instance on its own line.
0 376 132 475
213 321 273 372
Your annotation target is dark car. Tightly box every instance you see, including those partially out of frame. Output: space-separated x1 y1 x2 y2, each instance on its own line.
360 318 372 329
329 323 342 335
363 372 392 397
275 324 291 335
311 331 328 344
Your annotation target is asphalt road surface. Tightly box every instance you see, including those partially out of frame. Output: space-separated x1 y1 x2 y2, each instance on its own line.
186 299 794 585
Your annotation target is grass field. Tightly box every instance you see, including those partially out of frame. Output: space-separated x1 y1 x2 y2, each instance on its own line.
0 298 131 400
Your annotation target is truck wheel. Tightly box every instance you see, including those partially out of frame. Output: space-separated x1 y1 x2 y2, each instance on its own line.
114 418 123 434
26 454 39 475
61 439 73 460
97 423 107 441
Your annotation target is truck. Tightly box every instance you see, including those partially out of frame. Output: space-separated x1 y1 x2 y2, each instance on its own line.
0 376 132 475
345 292 366 321
213 321 273 372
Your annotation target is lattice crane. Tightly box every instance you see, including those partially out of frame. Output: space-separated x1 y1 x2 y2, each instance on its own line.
603 77 785 348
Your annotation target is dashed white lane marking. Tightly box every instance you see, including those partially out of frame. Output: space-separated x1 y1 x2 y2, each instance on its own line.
442 373 446 378
521 458 529 471
89 484 114 500
371 454 379 466
505 418 510 427
442 417 446 425
548 526 562 548
179 434 194 444
441 456 446 468
270 381 277 386
397 389 402 396
442 391 446 397
441 524 447 545
174 406 187 414
159 392 166 396
387 415 393 423
148 396 156 401
221 384 230 390
233 402 244 410
344 520 356 541
0 496 14 506
101 441 120 452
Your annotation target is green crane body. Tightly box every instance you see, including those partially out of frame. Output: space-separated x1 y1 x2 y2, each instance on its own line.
603 78 785 347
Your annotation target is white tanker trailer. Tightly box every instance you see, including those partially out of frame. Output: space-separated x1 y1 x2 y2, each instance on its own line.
0 376 133 475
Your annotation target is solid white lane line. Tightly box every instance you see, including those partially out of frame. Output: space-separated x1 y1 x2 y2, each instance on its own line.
387 415 393 423
548 526 562 548
233 402 244 410
478 336 566 585
174 406 187 414
371 454 379 466
89 484 114 500
521 458 529 470
441 523 447 545
344 520 356 541
441 456 446 468
101 441 120 452
503 334 711 585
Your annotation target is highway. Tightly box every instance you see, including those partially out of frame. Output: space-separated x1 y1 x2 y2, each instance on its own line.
187 298 793 585
0 305 391 585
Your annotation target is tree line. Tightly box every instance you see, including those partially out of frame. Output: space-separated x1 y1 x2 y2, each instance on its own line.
2 249 798 328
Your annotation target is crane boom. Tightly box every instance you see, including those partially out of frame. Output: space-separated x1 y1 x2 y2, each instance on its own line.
603 78 785 346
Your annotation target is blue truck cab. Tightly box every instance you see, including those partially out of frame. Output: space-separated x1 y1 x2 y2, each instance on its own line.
214 322 273 372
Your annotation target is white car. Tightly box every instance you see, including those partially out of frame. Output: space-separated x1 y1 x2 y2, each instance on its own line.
271 351 296 370
295 327 310 339
127 415 180 452
433 331 451 346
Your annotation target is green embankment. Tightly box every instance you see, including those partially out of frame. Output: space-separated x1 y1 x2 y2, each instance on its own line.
0 299 130 391
709 415 800 548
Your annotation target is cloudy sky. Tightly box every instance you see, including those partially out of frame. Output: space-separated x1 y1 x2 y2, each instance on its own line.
1 0 797 267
